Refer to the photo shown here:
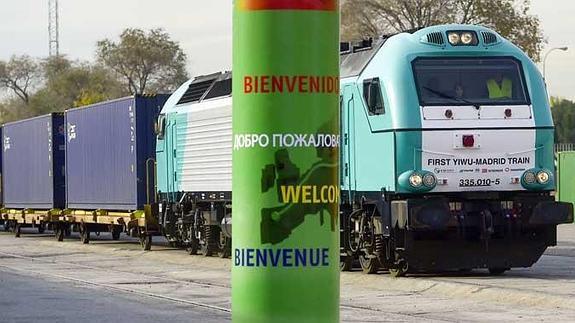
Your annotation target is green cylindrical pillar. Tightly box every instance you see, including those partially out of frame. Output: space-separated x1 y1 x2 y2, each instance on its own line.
232 1 340 322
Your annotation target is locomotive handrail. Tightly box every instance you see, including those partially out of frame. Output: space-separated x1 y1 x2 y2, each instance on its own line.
145 157 157 205
505 147 540 156
418 147 540 158
417 148 455 157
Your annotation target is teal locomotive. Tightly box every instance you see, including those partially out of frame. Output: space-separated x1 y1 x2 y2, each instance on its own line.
156 24 572 275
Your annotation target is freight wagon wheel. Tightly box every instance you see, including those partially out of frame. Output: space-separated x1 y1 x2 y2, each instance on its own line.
79 225 90 244
14 224 21 238
111 226 122 241
55 225 65 242
139 234 152 251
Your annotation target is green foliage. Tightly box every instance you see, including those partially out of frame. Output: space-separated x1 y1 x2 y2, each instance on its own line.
0 56 126 123
551 97 575 144
0 55 41 104
42 56 125 109
1 28 190 123
341 0 545 61
96 28 189 95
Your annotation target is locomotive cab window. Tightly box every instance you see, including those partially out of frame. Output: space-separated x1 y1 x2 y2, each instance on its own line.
363 78 385 115
413 57 530 106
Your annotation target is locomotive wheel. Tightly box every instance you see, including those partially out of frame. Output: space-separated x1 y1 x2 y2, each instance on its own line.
359 255 379 274
200 226 219 257
358 212 383 275
14 223 21 238
488 267 508 275
111 226 122 241
340 254 354 272
139 234 152 251
186 225 199 255
389 261 409 278
38 223 46 234
218 232 231 258
187 240 198 255
340 209 361 272
79 225 90 244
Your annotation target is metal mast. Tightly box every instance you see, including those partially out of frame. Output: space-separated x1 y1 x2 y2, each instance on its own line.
48 0 59 56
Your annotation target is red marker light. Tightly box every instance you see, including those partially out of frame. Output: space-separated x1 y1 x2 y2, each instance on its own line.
445 109 453 119
462 135 475 147
505 108 512 118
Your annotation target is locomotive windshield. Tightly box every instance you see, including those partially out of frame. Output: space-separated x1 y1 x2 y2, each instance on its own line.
413 57 530 106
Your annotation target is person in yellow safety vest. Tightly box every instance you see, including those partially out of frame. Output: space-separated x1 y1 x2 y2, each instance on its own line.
486 74 512 99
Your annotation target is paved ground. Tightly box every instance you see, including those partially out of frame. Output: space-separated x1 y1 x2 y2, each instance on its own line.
0 271 229 323
1 224 575 322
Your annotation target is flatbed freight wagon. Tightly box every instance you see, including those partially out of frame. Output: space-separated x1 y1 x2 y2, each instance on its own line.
55 95 169 247
1 113 65 236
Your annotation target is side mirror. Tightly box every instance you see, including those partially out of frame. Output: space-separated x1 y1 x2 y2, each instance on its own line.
363 78 385 115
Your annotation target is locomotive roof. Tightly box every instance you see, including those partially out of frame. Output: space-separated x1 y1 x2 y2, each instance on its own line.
176 71 232 106
340 39 384 79
340 29 422 79
171 33 406 106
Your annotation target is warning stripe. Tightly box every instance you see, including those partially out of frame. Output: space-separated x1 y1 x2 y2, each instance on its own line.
239 0 337 11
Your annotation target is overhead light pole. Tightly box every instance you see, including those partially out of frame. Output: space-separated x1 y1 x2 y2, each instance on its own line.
543 46 568 81
48 0 60 56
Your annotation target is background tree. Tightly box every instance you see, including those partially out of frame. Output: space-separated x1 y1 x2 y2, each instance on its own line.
341 0 545 61
551 98 575 144
0 55 42 105
42 56 126 109
96 28 189 95
0 56 126 123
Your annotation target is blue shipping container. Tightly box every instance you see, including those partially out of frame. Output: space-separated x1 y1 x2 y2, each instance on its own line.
65 95 169 211
2 114 66 209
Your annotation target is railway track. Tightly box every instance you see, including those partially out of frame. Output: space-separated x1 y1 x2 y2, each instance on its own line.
2 229 575 321
0 248 456 322
0 250 231 313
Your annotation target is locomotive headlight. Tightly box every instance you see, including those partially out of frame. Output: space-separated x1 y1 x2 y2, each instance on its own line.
521 168 553 191
409 173 423 187
523 170 537 185
448 32 460 45
423 173 437 187
461 32 474 44
536 171 550 184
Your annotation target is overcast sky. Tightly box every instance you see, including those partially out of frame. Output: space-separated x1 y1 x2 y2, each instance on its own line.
0 0 573 99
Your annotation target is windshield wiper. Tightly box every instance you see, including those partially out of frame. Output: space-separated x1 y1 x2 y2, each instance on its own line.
423 86 481 110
